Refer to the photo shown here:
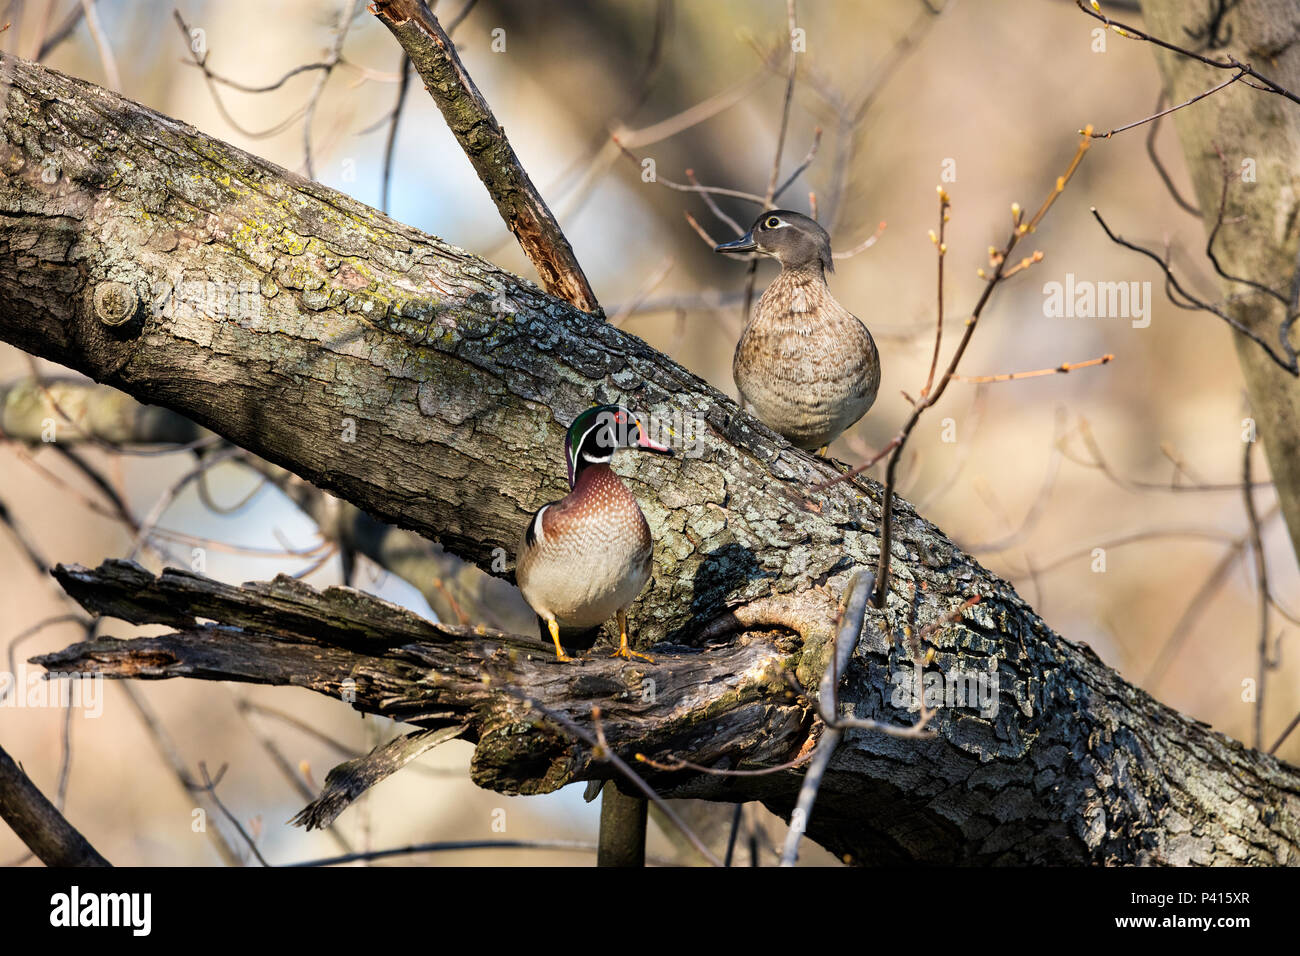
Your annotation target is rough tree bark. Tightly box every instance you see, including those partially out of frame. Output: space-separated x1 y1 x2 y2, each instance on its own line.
0 378 532 633
1 53 1298 864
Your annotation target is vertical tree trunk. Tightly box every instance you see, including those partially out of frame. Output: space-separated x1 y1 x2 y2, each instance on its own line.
1140 0 1300 570
597 786 648 866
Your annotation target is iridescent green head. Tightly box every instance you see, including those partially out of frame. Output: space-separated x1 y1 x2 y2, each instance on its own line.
564 405 672 488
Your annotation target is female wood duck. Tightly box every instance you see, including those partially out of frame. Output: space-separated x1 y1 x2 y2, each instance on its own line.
515 405 672 662
715 210 880 454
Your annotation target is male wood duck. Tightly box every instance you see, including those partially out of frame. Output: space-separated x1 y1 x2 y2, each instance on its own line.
715 210 880 454
515 405 672 662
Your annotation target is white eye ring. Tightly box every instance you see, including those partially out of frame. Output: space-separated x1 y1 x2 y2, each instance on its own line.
765 216 782 229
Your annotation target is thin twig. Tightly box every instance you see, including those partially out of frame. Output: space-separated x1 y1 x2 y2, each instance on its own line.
127 446 242 561
1090 207 1298 374
229 690 353 855
772 127 822 202
1063 417 1273 493
965 407 1067 554
35 2 85 60
765 0 799 201
609 256 675 327
377 1 474 216
922 188 950 397
1205 144 1291 307
1270 711 1300 755
379 53 411 215
181 59 332 94
819 132 1092 607
779 572 939 866
778 574 872 867
1087 70 1245 138
442 0 478 34
684 168 747 235
3 614 87 706
489 681 722 866
951 353 1114 383
1075 0 1300 105
830 220 887 260
1143 505 1280 690
1242 438 1271 750
290 839 617 866
683 211 722 248
302 0 361 180
78 0 119 91
1145 90 1200 216
743 0 801 325
613 66 768 150
612 139 766 205
724 803 743 867
811 0 947 235
172 10 313 140
2 466 244 866
635 748 814 776
195 763 270 867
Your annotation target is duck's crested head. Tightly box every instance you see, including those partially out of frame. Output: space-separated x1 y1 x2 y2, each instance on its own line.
563 404 672 488
714 209 833 273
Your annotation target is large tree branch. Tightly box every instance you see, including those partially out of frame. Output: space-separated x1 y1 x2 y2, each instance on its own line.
3 53 1299 864
0 743 111 867
372 0 599 312
0 376 205 444
0 377 531 632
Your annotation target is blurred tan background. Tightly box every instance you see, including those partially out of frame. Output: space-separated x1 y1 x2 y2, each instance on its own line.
2 0 1297 866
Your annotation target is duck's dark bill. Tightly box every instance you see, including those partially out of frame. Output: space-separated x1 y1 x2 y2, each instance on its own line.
714 232 756 253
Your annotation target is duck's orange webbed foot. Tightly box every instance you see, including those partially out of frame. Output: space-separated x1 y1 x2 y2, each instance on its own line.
547 618 574 663
611 609 655 663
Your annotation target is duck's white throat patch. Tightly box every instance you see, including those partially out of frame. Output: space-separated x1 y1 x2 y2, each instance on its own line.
531 505 549 543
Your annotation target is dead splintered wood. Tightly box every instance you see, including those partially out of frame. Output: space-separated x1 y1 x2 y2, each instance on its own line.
372 0 599 313
32 560 1300 866
38 560 809 803
290 726 466 830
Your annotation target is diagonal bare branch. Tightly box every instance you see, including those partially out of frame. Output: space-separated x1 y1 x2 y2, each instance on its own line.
0 743 110 867
372 0 599 312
